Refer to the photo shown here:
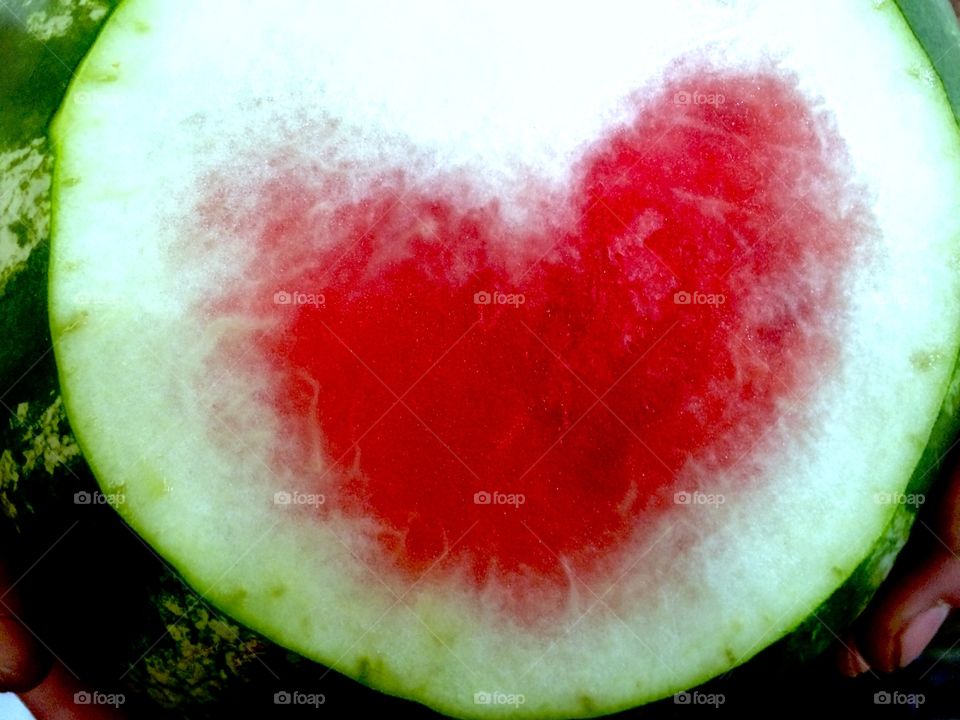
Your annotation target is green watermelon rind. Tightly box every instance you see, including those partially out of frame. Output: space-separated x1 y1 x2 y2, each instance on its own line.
897 0 960 123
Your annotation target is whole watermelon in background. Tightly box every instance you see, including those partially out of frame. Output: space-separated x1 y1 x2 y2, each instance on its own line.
5 1 960 717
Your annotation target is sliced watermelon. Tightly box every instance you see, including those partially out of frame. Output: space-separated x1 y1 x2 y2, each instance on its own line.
47 0 960 717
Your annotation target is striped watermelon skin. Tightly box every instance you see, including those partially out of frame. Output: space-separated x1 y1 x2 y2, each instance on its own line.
2 1 960 717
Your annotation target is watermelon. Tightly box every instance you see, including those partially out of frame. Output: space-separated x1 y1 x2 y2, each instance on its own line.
4 0 960 717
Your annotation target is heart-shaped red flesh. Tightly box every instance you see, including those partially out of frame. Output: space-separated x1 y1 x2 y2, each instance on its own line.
204 65 870 612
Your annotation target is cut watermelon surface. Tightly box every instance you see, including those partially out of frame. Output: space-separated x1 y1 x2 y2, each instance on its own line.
48 1 960 717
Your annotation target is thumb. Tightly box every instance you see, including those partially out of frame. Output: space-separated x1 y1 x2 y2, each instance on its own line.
842 454 960 674
0 557 51 692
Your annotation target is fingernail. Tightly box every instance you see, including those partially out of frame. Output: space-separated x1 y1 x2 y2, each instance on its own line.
899 603 950 668
839 640 871 677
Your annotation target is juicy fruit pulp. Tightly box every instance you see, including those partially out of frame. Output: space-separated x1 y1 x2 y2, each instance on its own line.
48 1 960 717
207 66 865 613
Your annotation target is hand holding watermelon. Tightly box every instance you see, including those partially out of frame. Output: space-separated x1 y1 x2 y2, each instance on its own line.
841 453 960 676
4 1 960 718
